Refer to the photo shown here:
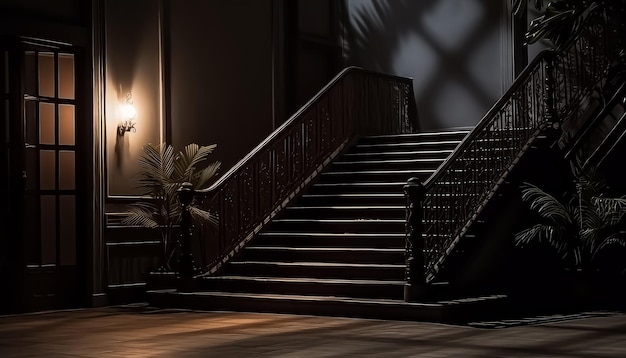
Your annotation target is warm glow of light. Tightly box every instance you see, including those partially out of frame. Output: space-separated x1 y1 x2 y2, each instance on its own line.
120 103 137 120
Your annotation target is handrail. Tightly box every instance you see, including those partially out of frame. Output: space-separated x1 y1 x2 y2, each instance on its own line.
423 48 554 188
198 67 418 195
191 67 419 276
420 11 622 282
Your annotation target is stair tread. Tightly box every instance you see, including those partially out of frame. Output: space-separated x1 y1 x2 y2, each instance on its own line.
313 182 405 186
230 261 404 268
203 275 405 285
302 193 404 198
321 169 435 175
334 158 445 165
362 130 469 139
258 232 405 237
246 246 404 252
286 205 404 210
273 218 404 223
344 150 453 156
150 289 506 307
355 140 462 148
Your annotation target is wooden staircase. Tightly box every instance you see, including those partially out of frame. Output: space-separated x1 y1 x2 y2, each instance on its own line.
148 130 509 322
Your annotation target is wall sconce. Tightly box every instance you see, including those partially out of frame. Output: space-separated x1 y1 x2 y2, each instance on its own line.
117 92 137 136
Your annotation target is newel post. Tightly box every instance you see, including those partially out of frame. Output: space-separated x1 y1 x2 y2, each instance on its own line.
404 177 426 302
177 182 196 291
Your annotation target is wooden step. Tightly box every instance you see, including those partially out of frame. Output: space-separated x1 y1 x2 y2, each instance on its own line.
240 246 404 264
297 193 405 206
225 261 405 280
147 289 509 323
317 169 434 184
197 275 406 299
268 218 405 233
254 232 406 248
282 205 405 219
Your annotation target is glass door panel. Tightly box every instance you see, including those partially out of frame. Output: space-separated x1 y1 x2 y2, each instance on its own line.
20 44 80 309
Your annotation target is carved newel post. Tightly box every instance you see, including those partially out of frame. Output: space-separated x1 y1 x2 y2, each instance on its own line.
177 182 196 291
403 177 426 302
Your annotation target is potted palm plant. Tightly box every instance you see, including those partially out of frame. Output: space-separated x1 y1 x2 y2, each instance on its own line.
515 162 626 303
122 142 221 272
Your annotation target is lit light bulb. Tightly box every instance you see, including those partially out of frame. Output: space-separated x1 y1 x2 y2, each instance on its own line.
120 103 137 120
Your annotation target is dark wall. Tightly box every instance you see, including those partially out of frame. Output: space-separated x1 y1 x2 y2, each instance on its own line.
168 0 274 173
0 0 88 26
343 0 510 131
105 0 161 196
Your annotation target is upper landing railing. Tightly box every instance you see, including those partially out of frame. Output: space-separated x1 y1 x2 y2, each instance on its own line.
180 67 419 277
416 12 623 283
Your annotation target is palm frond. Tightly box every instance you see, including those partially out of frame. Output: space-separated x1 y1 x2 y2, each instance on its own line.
592 234 626 261
521 183 572 226
593 197 626 226
121 204 160 229
174 143 218 182
194 161 221 189
188 206 218 226
514 223 555 246
572 197 602 231
513 0 547 17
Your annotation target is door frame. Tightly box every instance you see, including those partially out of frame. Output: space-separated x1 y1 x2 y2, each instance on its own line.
1 35 92 313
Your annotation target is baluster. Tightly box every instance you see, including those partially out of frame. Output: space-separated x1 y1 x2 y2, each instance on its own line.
177 182 196 292
545 53 558 127
404 177 426 301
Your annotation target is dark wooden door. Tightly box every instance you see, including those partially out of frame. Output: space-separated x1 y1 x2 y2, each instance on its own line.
1 37 86 313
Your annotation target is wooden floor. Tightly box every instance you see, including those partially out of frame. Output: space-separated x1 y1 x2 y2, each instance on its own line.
1 305 626 357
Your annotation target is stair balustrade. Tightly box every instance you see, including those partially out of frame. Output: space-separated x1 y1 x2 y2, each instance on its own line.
180 68 419 277
418 12 624 283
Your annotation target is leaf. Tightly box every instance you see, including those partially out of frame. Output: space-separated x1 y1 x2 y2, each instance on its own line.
520 183 572 227
592 234 626 261
189 206 218 226
194 161 221 189
593 197 626 226
513 0 527 16
121 204 160 229
514 223 554 246
174 143 218 182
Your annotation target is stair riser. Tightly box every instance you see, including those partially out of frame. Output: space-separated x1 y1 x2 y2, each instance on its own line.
281 207 405 220
241 248 404 264
318 172 431 183
330 161 444 171
268 220 404 233
297 195 404 206
197 279 404 300
254 234 405 248
308 183 406 195
357 132 469 145
225 263 405 280
342 152 453 161
349 142 462 153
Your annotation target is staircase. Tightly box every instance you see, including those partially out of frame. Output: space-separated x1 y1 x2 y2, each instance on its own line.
148 9 624 321
149 130 509 322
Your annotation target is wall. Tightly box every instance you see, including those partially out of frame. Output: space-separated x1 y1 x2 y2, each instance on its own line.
0 0 88 26
168 0 274 173
105 0 161 196
102 0 275 300
343 0 512 131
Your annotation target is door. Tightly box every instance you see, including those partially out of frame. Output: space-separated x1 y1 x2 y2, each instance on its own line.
2 37 86 312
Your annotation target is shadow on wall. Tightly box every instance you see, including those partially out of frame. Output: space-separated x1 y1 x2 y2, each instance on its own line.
343 0 506 130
